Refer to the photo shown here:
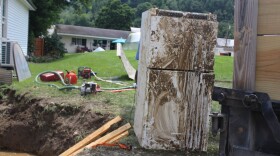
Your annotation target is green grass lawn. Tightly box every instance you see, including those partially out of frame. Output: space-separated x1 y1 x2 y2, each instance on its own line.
6 51 234 154
12 51 233 90
214 55 233 82
10 51 233 115
11 50 138 120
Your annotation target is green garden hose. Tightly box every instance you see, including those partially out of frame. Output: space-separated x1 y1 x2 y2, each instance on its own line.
35 71 80 90
35 71 135 92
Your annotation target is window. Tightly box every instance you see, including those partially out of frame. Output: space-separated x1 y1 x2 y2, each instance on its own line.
2 0 7 38
82 39 86 46
92 40 102 47
72 38 87 46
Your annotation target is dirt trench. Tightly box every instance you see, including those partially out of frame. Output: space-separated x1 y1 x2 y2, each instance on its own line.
0 88 111 156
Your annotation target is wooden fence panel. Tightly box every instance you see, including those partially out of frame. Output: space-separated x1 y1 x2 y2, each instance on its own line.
34 38 44 57
258 0 280 35
256 36 280 100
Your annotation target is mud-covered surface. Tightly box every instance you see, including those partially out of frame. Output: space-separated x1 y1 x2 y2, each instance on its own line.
0 88 111 156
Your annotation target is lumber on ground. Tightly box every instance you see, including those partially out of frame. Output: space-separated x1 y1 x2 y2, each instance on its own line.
107 131 129 143
59 116 122 156
71 123 131 156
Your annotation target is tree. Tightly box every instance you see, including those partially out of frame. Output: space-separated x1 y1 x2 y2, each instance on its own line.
29 0 90 37
59 7 94 27
28 0 90 56
95 0 135 30
133 2 153 27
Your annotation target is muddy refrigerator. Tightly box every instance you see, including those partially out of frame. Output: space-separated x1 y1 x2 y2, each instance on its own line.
134 9 218 151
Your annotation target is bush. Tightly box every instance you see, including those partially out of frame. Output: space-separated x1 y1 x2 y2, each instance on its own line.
28 55 62 63
29 33 67 63
44 33 67 58
28 32 35 56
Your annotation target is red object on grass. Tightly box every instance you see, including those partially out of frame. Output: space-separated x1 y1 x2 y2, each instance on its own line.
95 143 132 151
40 71 64 82
65 70 77 84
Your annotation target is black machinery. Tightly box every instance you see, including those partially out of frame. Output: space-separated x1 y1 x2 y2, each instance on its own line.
211 87 280 156
80 81 97 96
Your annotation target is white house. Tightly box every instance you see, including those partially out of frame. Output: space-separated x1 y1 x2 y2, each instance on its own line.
55 24 131 53
215 38 234 56
0 0 35 56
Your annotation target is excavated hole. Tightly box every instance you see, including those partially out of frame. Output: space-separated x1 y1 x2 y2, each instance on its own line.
0 88 111 156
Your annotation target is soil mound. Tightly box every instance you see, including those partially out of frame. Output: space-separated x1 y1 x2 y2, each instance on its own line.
0 88 111 156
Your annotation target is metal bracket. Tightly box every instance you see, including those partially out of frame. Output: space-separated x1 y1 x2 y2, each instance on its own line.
210 112 226 137
212 87 280 143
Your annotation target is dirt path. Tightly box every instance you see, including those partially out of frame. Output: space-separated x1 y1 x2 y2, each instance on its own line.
0 88 111 156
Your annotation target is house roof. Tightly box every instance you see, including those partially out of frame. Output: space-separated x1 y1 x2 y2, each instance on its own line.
56 24 131 40
21 0 36 10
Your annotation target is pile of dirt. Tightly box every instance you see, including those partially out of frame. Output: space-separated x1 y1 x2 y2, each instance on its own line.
0 88 111 156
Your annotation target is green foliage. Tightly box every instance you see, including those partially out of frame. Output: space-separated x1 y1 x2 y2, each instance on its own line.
28 0 90 57
28 31 35 56
218 21 234 39
28 33 66 63
44 33 67 58
58 0 234 38
59 7 94 27
133 2 153 26
29 0 66 37
95 0 135 30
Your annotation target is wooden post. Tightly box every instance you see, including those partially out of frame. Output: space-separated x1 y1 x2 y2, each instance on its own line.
234 0 280 100
230 0 258 153
233 0 258 90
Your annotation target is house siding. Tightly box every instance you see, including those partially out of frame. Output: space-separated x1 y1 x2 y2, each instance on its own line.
0 0 3 59
61 36 76 53
61 35 112 53
7 0 29 55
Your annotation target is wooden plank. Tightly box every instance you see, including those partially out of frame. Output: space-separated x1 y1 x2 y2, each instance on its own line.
71 123 131 156
256 36 280 100
233 0 258 90
119 45 136 80
0 68 12 85
258 0 280 35
59 116 122 156
107 131 129 143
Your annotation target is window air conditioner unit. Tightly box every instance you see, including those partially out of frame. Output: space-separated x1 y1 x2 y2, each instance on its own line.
1 41 14 69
